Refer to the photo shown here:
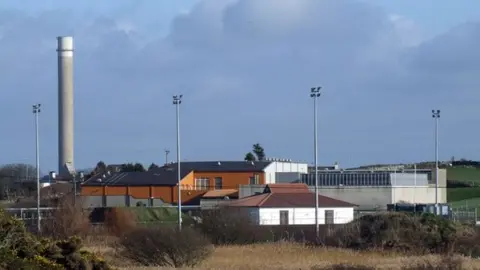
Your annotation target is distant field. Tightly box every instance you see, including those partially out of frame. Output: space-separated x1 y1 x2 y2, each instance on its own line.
448 187 480 202
447 167 480 184
450 197 480 209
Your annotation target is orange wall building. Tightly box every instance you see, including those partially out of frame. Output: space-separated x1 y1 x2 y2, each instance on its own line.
80 161 270 207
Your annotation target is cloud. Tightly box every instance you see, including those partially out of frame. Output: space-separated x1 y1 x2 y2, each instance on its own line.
1 0 480 170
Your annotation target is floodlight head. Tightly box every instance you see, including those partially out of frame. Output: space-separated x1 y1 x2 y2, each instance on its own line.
310 87 316 92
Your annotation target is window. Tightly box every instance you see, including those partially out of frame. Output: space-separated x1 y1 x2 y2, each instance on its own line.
249 174 260 185
214 177 223 190
195 177 209 190
325 210 334 224
279 210 289 225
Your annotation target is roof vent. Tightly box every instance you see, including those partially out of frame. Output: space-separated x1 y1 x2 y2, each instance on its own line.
217 161 221 166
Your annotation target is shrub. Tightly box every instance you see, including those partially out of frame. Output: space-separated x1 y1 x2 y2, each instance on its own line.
104 207 137 236
325 212 471 255
197 207 274 244
41 196 91 239
119 226 213 267
0 208 112 269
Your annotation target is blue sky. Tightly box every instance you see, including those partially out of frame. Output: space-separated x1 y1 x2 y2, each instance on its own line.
1 0 480 172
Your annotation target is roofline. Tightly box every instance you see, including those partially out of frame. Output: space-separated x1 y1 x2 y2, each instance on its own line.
81 183 177 187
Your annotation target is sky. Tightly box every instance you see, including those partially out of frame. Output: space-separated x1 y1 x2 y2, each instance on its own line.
1 0 480 172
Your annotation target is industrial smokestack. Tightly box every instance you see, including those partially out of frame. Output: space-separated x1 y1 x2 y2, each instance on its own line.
57 36 74 177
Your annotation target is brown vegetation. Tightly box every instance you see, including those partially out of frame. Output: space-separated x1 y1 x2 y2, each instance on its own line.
41 195 91 239
5 201 480 269
118 226 213 267
103 207 137 236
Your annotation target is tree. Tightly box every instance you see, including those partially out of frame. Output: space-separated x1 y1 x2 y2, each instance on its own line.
0 163 39 181
148 163 160 171
94 161 107 174
120 163 146 172
244 152 256 161
252 143 265 161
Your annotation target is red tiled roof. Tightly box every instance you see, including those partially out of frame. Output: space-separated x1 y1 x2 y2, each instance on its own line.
202 189 238 198
264 183 309 193
227 192 357 208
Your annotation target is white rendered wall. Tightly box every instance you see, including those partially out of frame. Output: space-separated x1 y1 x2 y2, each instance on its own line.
392 186 447 204
255 207 354 225
264 162 308 184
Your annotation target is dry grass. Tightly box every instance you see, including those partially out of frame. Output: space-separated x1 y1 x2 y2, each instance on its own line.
86 242 480 270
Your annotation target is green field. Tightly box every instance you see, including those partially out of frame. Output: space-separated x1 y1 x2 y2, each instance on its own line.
448 187 480 202
447 167 480 184
447 168 480 213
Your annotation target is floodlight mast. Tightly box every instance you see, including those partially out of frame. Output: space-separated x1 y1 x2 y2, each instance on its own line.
173 95 183 230
32 103 41 233
310 86 321 238
432 109 440 213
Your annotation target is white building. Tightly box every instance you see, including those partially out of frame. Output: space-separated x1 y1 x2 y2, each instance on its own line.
263 160 308 184
227 184 357 225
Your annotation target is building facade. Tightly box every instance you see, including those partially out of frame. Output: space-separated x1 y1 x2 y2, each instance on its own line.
81 160 308 207
228 184 357 225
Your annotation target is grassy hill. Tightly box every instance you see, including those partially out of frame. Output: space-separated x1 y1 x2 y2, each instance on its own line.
447 167 480 185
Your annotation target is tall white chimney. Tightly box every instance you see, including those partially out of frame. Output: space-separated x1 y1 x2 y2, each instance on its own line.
57 36 74 177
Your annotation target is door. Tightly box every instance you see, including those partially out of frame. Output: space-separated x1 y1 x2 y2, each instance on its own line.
279 210 289 225
325 210 334 224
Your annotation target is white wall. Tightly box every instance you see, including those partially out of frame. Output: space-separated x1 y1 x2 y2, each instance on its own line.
264 162 308 184
392 186 447 204
254 207 354 225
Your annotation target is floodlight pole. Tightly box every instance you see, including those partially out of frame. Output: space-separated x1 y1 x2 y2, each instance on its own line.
173 95 183 230
432 109 440 213
310 86 321 238
165 149 170 165
33 103 41 233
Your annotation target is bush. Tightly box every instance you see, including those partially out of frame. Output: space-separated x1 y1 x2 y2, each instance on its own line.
119 226 213 267
104 207 137 236
0 208 112 269
41 196 91 239
197 207 275 244
325 212 471 255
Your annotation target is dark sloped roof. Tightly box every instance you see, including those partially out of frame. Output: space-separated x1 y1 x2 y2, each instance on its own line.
82 168 191 187
228 192 357 208
153 161 271 173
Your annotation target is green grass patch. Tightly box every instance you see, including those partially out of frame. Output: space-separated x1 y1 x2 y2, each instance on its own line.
448 187 480 202
450 198 480 216
122 207 192 224
447 167 480 184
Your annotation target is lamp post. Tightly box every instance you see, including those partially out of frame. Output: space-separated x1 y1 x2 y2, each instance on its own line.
173 95 183 230
32 103 41 233
310 86 321 237
165 149 170 165
432 109 440 213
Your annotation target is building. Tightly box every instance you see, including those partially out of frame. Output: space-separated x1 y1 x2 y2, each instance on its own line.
227 184 357 225
302 168 447 209
80 160 308 208
238 168 447 210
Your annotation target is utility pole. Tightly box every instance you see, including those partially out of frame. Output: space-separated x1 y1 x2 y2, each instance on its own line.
432 109 440 214
32 103 41 233
165 149 170 165
173 95 183 231
310 86 321 238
